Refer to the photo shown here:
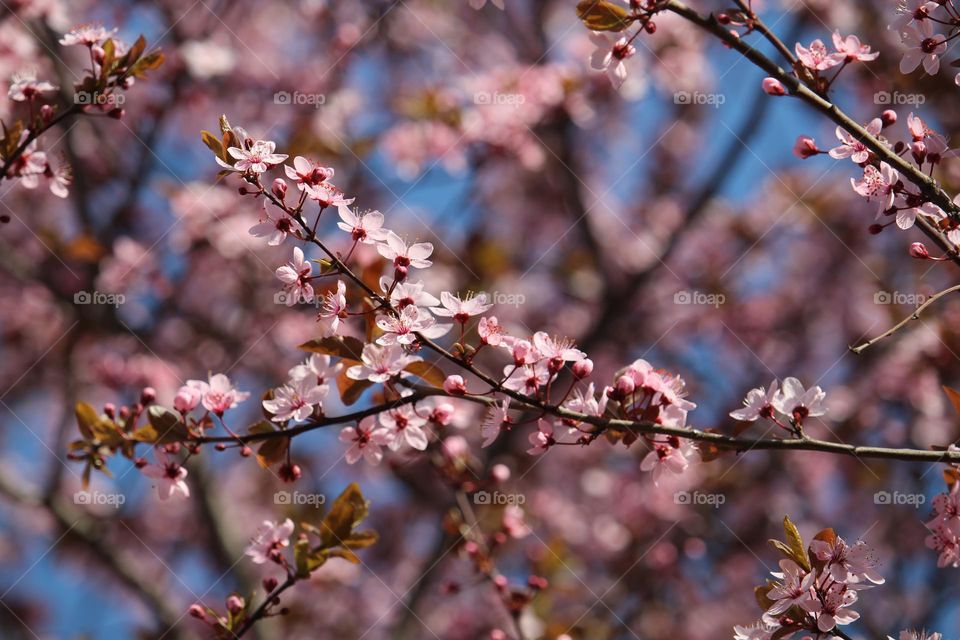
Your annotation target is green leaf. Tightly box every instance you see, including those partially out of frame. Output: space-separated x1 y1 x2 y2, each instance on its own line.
782 515 810 571
319 483 369 548
141 405 190 444
576 0 633 32
298 335 365 361
342 530 379 549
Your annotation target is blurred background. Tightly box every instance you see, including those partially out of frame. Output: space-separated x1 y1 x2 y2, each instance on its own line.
1 0 959 637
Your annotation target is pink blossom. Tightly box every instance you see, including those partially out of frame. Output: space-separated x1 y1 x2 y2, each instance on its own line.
188 373 250 415
732 622 777 640
377 406 429 451
795 38 843 71
317 280 348 337
851 162 898 214
245 518 294 564
249 214 296 246
443 375 466 395
639 439 697 486
773 376 826 422
217 139 288 174
899 21 945 75
8 70 56 101
262 376 328 422
589 33 635 89
792 135 821 159
432 291 492 323
730 380 778 421
481 398 512 447
59 24 116 47
829 118 883 164
763 559 815 620
275 246 314 305
345 343 421 383
376 232 434 274
761 77 786 96
891 0 938 32
284 156 334 192
385 279 440 309
532 331 586 367
288 353 341 386
802 580 860 632
141 448 190 500
339 417 387 465
502 362 552 395
376 305 450 346
337 204 387 244
173 383 204 413
306 181 353 208
809 536 884 585
831 32 878 62
527 419 556 456
502 505 531 538
478 316 508 346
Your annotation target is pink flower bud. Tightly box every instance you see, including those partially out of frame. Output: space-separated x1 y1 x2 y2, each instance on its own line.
443 374 467 395
188 604 206 620
615 374 635 397
103 403 116 419
528 575 549 590
442 435 469 458
226 595 244 615
572 358 594 379
40 104 54 122
909 242 930 259
279 462 302 482
431 402 454 425
491 463 511 483
140 387 156 405
272 178 287 200
762 77 786 96
881 109 897 127
492 574 508 590
512 340 533 366
792 136 820 159
174 385 201 413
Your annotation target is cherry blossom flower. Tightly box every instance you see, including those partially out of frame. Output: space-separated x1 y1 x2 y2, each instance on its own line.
895 194 943 230
829 118 883 164
276 246 314 305
851 162 898 215
346 343 421 383
564 382 608 419
377 406 429 451
141 448 190 500
926 524 960 568
188 373 250 415
317 280 348 337
832 32 878 62
888 630 942 640
481 398 512 447
795 38 843 71
532 332 586 368
899 20 945 75
478 316 509 346
284 156 333 192
891 0 938 32
48 160 71 199
730 380 778 421
773 377 826 422
216 139 288 175
809 536 885 585
340 417 387 465
245 518 294 564
527 419 556 455
432 291 492 323
502 362 552 395
174 383 203 413
385 279 440 309
376 232 434 275
59 24 116 47
802 580 860 632
249 214 296 246
589 33 636 89
337 204 387 244
7 70 56 101
733 622 777 640
288 353 341 387
262 376 328 422
376 305 450 346
306 181 353 208
639 439 697 486
763 559 816 621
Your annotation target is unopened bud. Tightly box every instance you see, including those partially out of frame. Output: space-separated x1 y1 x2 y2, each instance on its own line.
909 242 930 259
881 109 897 127
140 387 156 405
762 77 787 96
225 595 244 615
272 178 287 201
572 358 593 379
443 375 467 395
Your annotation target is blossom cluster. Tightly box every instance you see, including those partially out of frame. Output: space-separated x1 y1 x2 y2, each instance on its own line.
730 377 826 434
